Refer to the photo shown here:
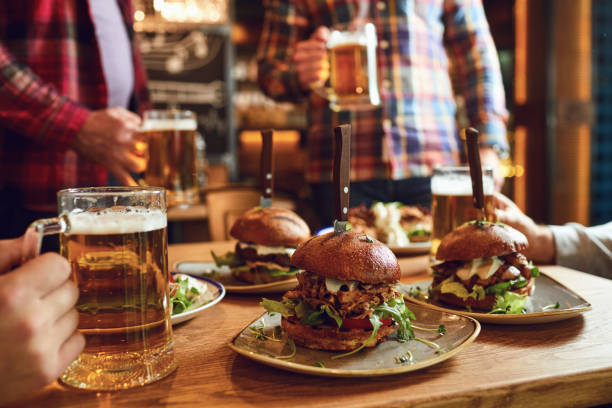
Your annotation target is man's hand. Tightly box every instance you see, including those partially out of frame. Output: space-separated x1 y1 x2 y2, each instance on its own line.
0 243 84 405
72 107 146 186
294 26 330 91
494 193 555 264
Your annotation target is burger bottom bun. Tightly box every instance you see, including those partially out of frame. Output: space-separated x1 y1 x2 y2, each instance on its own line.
281 316 395 351
432 279 534 311
231 267 296 284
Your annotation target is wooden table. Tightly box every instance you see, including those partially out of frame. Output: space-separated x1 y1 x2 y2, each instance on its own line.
13 242 612 408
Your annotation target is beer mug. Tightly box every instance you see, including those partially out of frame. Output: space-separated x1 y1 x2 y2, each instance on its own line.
24 187 176 390
430 166 495 261
141 109 199 207
315 22 380 111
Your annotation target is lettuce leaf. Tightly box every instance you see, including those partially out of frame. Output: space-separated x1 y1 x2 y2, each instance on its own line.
260 298 297 317
485 276 527 295
211 250 242 267
267 267 300 277
489 292 527 314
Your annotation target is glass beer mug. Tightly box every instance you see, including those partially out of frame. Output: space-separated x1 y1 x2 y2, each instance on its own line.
315 22 380 111
23 187 176 390
430 166 495 262
141 109 199 207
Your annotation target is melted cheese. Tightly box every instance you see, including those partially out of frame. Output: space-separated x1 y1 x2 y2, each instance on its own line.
456 257 505 281
325 278 359 294
238 242 296 256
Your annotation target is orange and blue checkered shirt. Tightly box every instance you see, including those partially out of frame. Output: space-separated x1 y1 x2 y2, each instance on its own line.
257 0 508 183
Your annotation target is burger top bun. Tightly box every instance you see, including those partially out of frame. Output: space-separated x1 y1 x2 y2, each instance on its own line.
230 207 310 247
291 231 400 284
435 221 528 261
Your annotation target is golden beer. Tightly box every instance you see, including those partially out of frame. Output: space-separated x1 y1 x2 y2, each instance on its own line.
59 207 176 390
326 22 380 111
330 43 369 99
430 193 495 256
142 111 199 206
430 167 495 260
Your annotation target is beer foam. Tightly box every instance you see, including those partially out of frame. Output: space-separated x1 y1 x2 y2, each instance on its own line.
66 208 167 235
431 175 494 195
142 119 197 131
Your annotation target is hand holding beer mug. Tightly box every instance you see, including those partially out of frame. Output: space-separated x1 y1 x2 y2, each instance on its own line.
430 167 495 261
141 110 199 207
309 22 380 111
24 187 176 390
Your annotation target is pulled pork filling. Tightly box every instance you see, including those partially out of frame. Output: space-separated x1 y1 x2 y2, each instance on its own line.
432 252 532 290
284 271 401 320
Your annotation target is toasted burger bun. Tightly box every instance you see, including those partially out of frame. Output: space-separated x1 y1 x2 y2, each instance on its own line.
432 278 534 310
436 222 528 261
281 316 396 351
291 231 400 284
232 266 294 284
230 207 310 247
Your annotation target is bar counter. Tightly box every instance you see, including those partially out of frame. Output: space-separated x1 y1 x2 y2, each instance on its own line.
10 241 612 408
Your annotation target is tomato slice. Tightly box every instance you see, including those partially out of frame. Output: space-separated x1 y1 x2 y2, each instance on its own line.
168 273 175 283
341 317 393 330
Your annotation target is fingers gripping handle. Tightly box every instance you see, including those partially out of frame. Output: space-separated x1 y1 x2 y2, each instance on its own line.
21 217 68 263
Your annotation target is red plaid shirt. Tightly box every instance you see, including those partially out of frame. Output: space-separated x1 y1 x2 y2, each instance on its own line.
257 0 508 183
0 0 151 210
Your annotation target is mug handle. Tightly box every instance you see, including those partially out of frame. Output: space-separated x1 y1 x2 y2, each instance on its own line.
22 216 68 263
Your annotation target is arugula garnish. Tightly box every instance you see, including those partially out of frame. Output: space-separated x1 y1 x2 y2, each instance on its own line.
332 297 415 359
171 277 197 314
276 338 296 359
542 301 561 311
485 276 528 295
314 361 325 368
394 351 413 364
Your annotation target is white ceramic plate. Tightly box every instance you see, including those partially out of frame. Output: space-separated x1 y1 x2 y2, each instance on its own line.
174 261 297 294
316 227 431 256
228 302 480 377
401 272 592 324
171 274 226 324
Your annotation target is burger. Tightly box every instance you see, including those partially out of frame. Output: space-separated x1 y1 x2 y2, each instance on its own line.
431 220 540 313
261 232 415 355
212 207 310 284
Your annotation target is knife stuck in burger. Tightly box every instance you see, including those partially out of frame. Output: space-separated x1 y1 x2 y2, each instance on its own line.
212 129 311 284
261 125 416 357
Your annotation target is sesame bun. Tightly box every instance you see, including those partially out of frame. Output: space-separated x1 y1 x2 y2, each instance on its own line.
281 316 396 351
291 231 400 284
436 221 528 261
229 207 310 247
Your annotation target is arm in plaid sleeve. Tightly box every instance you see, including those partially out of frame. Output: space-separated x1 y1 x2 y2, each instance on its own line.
442 0 509 151
256 0 311 102
0 43 90 150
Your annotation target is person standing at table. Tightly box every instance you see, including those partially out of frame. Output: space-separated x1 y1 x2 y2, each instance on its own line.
0 0 151 242
257 0 509 225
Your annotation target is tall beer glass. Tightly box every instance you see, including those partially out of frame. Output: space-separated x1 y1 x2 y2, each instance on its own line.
25 187 176 390
142 110 199 206
430 167 495 261
317 22 380 111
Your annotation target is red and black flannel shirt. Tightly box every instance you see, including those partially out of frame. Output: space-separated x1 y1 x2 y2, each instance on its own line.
0 0 151 211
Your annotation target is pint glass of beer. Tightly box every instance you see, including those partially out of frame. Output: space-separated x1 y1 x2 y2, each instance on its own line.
430 166 495 261
325 22 380 111
24 187 176 390
141 109 199 206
